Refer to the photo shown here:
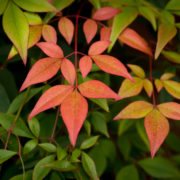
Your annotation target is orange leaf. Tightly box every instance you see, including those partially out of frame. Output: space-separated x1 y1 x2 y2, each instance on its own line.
61 59 76 85
20 57 61 91
127 64 145 78
91 55 133 81
158 102 180 120
160 72 175 81
118 28 153 57
83 19 97 44
61 90 88 146
88 40 110 56
114 101 153 120
78 80 121 100
92 7 120 21
28 85 74 119
79 56 92 78
163 80 180 99
58 17 74 44
145 109 169 157
118 77 144 98
42 24 57 44
143 79 153 97
100 27 111 41
37 42 64 58
154 79 163 92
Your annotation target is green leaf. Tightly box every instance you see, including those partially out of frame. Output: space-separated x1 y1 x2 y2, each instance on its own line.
166 0 180 11
108 7 138 52
39 143 56 153
33 155 56 180
10 170 32 180
0 149 17 164
23 139 38 154
70 149 81 163
116 165 139 180
43 160 76 171
57 146 67 161
0 84 10 113
82 152 99 180
3 1 29 64
43 0 75 23
81 136 99 150
89 98 109 112
0 0 8 15
91 112 109 137
138 6 157 31
89 0 100 9
166 133 180 152
155 23 177 59
163 80 180 99
13 0 57 12
84 120 91 137
24 12 42 25
138 157 180 178
0 113 33 138
28 117 40 137
8 87 43 114
118 119 134 136
162 50 180 64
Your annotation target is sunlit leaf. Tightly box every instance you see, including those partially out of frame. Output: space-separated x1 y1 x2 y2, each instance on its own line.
24 12 42 25
60 90 88 146
162 50 180 64
118 77 144 98
92 55 133 81
0 0 8 15
160 72 175 81
100 27 111 41
58 17 74 44
29 85 73 119
114 101 153 120
158 102 180 120
143 79 153 97
144 109 169 157
127 64 145 78
166 0 180 11
92 7 120 21
20 57 62 91
78 80 121 100
83 19 97 44
154 79 163 92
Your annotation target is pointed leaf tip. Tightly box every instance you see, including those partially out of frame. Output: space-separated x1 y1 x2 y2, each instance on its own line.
61 90 88 146
78 80 121 100
79 56 92 78
145 109 169 157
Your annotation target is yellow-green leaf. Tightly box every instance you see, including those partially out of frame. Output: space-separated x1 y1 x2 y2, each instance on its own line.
162 50 180 64
118 77 144 98
114 101 153 120
0 0 8 15
163 80 180 99
127 64 145 78
3 1 29 64
13 0 57 12
154 79 163 92
24 12 42 25
166 0 180 11
143 79 153 97
108 7 138 52
160 73 175 81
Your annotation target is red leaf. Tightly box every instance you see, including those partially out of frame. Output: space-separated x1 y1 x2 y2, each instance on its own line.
61 90 88 146
118 28 153 57
113 101 153 120
58 17 74 44
28 85 74 119
145 109 169 157
92 7 120 21
158 102 180 120
61 59 76 85
91 55 133 81
83 19 97 44
42 24 57 44
37 42 64 58
78 80 121 100
88 40 110 56
79 56 92 78
100 27 111 41
20 57 61 91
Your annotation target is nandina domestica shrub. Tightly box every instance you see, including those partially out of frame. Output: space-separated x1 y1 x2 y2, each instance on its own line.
0 0 180 179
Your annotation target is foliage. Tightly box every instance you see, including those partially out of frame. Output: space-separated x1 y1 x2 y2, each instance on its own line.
0 0 180 179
